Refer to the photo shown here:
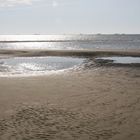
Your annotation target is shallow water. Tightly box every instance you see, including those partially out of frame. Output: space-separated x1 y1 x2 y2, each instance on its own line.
96 57 140 64
0 56 84 76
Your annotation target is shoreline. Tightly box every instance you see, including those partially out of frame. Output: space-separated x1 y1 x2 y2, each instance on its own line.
0 49 140 78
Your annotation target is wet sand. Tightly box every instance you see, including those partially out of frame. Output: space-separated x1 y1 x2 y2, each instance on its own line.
0 65 140 140
0 49 140 57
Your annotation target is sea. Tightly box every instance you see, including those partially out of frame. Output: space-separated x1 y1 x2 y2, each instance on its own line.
0 34 140 50
0 34 140 76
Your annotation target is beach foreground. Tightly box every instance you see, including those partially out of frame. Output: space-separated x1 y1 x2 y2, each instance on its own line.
0 66 140 140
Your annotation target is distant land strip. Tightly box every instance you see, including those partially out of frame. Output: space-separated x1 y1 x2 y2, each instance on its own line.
0 49 140 57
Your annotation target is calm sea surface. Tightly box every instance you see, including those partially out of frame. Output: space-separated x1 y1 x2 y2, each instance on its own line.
0 34 140 50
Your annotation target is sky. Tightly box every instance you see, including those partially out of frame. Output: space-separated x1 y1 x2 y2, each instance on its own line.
0 0 140 34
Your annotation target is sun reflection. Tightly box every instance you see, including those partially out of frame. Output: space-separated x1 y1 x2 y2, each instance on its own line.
0 56 84 77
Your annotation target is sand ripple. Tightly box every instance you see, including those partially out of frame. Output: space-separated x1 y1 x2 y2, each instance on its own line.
0 104 118 140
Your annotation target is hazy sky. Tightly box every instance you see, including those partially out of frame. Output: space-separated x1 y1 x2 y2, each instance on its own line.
0 0 140 34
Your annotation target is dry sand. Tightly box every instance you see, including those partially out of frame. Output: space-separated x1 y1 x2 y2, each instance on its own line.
0 65 140 140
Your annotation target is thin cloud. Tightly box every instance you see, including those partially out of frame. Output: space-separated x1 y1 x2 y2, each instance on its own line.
0 0 40 7
0 0 77 8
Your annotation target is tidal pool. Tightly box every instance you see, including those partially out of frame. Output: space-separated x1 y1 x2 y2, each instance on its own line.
0 56 84 76
95 57 140 64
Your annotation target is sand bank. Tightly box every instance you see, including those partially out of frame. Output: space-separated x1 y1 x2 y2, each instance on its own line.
0 49 140 58
0 66 140 140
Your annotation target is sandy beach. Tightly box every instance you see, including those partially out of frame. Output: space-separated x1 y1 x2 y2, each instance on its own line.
1 0 140 139
0 62 140 139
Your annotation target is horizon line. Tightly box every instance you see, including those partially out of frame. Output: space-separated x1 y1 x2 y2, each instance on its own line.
0 33 140 35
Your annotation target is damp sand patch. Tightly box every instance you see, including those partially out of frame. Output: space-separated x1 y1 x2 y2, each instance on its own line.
81 56 140 69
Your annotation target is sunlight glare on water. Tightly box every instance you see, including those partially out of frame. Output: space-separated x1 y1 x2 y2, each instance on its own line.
0 56 84 76
0 35 140 50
